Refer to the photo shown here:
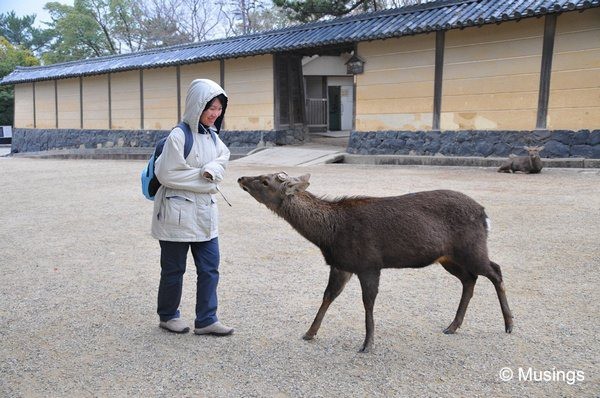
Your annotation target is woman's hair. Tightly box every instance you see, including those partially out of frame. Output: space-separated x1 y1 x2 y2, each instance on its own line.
203 94 228 113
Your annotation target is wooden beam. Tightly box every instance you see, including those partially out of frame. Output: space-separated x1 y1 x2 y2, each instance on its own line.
79 77 83 129
33 82 36 129
433 30 445 131
54 80 58 129
139 70 144 130
273 56 280 130
108 73 112 129
176 65 181 122
220 59 225 89
220 60 225 129
536 14 557 130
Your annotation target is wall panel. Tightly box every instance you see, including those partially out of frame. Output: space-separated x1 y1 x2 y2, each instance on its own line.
441 18 544 130
547 8 600 129
143 67 177 130
14 84 34 128
57 78 80 129
111 71 140 129
224 55 274 130
82 75 109 129
356 35 435 131
35 81 56 128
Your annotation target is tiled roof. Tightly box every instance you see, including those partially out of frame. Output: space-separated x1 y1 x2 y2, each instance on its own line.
2 0 598 85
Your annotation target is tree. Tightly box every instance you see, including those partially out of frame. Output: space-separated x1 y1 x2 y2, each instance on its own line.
136 0 194 48
43 0 150 62
220 0 291 36
0 37 40 126
0 11 54 55
110 0 145 52
272 0 431 22
43 1 116 63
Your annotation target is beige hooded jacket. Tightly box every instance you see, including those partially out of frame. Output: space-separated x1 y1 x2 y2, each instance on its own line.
151 79 230 242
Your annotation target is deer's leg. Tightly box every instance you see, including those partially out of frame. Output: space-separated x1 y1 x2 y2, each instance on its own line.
357 269 381 353
486 261 514 333
303 267 353 341
439 257 478 334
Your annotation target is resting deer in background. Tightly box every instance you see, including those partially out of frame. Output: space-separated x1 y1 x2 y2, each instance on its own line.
238 172 513 353
498 146 545 174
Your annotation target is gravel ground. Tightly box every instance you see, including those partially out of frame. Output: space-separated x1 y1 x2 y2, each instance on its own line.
0 157 598 397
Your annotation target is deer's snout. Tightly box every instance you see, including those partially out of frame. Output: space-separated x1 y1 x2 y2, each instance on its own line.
238 177 250 191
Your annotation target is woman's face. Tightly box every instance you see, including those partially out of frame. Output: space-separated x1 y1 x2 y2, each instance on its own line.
200 97 223 127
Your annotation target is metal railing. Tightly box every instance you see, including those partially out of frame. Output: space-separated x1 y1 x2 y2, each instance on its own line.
305 98 328 129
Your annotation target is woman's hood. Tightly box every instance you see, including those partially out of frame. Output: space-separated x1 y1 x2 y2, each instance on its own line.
182 79 228 134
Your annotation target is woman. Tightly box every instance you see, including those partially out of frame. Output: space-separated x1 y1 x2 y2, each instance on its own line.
151 79 233 336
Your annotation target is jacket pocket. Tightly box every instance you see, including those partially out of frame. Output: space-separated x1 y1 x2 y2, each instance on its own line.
164 194 194 226
196 198 218 236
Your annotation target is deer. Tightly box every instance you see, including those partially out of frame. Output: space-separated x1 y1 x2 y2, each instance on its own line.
498 146 545 174
238 172 513 352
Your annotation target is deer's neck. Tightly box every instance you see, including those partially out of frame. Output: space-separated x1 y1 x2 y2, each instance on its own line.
278 193 336 247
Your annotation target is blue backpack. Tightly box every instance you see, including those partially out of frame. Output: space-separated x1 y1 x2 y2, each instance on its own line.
141 122 216 200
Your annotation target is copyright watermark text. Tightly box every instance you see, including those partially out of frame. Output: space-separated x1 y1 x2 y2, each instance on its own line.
499 367 585 385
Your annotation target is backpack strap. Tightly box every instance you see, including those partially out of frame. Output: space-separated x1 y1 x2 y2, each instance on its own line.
177 122 217 157
176 122 194 159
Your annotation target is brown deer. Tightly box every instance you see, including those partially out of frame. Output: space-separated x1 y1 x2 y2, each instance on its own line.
238 172 513 352
498 146 545 173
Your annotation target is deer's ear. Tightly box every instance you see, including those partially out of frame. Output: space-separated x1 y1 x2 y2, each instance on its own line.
283 175 310 196
539 146 545 151
298 173 311 183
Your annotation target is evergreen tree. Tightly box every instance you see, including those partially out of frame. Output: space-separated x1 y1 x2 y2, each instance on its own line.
0 37 40 126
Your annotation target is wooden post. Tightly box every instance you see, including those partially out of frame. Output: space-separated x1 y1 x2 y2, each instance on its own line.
176 65 181 122
54 80 58 129
139 70 144 130
536 14 557 130
79 77 83 129
33 82 36 129
108 73 112 129
433 30 445 131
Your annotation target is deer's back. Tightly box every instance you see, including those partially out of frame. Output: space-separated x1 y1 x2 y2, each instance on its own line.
324 190 488 271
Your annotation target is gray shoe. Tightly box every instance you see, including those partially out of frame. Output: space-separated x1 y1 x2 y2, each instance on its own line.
159 318 190 334
194 321 234 336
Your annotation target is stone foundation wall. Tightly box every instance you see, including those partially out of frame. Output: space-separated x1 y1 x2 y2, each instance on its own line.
347 130 600 158
11 128 307 153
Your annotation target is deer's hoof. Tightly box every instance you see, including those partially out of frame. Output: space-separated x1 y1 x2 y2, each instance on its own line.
443 324 458 334
302 333 315 341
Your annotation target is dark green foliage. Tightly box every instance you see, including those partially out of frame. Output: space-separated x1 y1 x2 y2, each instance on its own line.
272 0 379 22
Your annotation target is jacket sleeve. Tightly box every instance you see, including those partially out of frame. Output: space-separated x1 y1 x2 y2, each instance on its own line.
201 135 230 184
155 129 217 193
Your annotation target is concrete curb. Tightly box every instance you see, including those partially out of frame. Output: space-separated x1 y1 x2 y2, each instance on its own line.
342 154 600 168
5 147 600 168
8 146 252 160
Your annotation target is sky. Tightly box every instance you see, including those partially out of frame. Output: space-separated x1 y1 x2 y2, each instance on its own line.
0 0 74 26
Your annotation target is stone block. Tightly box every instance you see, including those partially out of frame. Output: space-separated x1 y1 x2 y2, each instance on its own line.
492 143 512 157
572 130 590 145
590 130 600 146
542 140 570 158
532 129 552 141
474 141 494 157
551 130 574 145
570 145 593 158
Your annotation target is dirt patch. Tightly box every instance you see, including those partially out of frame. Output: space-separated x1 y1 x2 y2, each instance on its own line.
0 158 598 396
